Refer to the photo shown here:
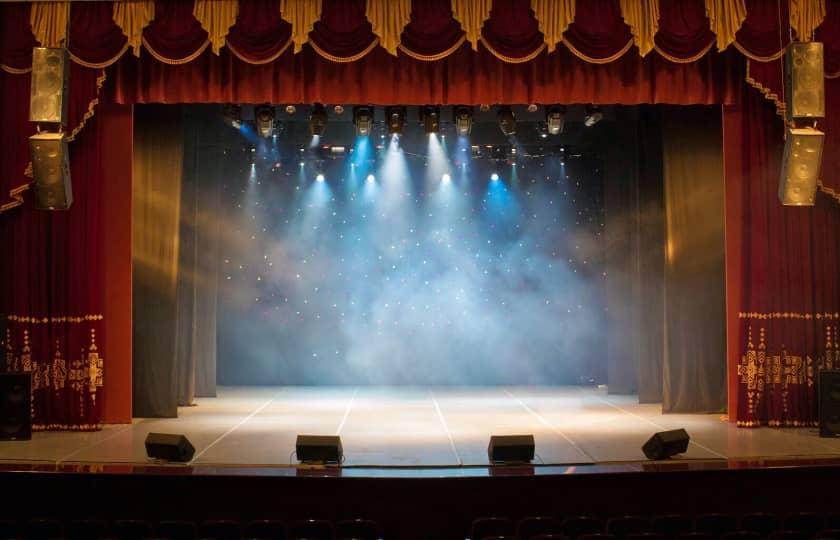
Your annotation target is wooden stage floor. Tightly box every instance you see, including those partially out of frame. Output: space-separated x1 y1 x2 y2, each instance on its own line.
1 386 838 469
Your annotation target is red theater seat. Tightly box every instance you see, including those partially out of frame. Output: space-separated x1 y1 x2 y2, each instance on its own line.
334 518 380 540
607 517 651 540
517 517 561 540
471 517 515 540
562 517 603 540
289 519 333 540
738 513 780 537
243 520 287 540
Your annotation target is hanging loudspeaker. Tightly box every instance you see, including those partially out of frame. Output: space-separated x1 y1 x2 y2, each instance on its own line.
779 127 824 206
29 47 69 126
30 132 73 210
785 42 824 121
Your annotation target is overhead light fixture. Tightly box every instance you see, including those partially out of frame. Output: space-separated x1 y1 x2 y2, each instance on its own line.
333 105 345 115
255 104 276 138
584 105 603 127
527 103 538 113
285 104 296 115
309 103 327 136
421 106 440 134
353 106 373 136
223 103 242 129
385 106 406 135
453 106 473 136
546 105 566 135
497 106 516 136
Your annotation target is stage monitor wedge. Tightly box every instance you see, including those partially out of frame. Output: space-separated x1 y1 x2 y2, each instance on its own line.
296 435 343 463
785 42 824 121
819 370 840 437
488 434 535 463
0 373 32 441
145 433 195 462
642 428 689 460
779 127 823 206
30 132 73 210
30 47 69 126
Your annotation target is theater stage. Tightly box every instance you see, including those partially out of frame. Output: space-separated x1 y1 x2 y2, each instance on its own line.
1 386 838 469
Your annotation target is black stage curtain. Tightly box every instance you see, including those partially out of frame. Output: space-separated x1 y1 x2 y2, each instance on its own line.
662 106 727 413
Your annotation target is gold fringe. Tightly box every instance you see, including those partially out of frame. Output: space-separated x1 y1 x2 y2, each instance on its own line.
745 60 786 118
480 39 546 64
227 38 293 65
826 70 840 79
8 314 104 324
397 35 467 61
33 423 103 431
653 40 714 63
560 37 634 64
66 70 107 143
817 180 840 204
141 37 210 65
0 183 32 214
308 37 380 63
0 63 32 74
68 42 130 69
733 40 786 62
738 312 840 319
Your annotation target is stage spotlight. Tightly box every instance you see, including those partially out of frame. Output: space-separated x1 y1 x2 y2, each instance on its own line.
255 104 276 138
479 104 490 112
334 105 345 115
453 106 473 136
385 106 406 135
315 173 325 182
441 173 451 183
546 105 566 135
285 104 296 115
309 103 327 136
584 105 603 127
490 172 499 181
497 106 516 136
353 106 373 136
421 106 441 134
366 174 375 183
527 103 538 113
223 103 242 129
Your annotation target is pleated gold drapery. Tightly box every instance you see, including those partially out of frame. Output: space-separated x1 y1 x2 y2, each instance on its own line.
790 0 826 41
280 0 321 53
705 0 747 51
451 0 492 51
366 0 411 57
533 0 574 53
30 1 69 48
620 0 659 57
113 0 154 56
194 0 239 55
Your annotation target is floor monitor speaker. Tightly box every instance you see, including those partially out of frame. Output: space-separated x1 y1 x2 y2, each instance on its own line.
0 373 32 441
488 434 535 463
642 428 689 460
296 435 343 463
145 433 195 462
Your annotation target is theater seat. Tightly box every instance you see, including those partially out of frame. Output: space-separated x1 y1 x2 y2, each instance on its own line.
471 518 515 540
695 514 737 538
157 520 198 540
562 518 603 540
112 519 154 540
66 519 109 540
784 513 825 536
720 531 760 540
243 520 286 540
25 518 63 540
738 513 780 537
200 520 241 540
767 531 808 540
334 519 380 540
607 517 650 540
289 519 333 540
652 515 693 540
517 517 561 540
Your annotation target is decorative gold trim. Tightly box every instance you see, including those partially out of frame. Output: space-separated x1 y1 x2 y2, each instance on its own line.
738 312 840 319
227 38 293 65
826 70 840 79
68 42 130 69
560 37 634 64
653 40 714 63
397 35 467 62
141 36 210 65
480 39 546 64
0 63 32 74
33 423 103 431
817 180 840 204
66 70 107 143
733 40 785 62
0 183 32 214
745 60 786 118
8 314 104 324
308 37 379 63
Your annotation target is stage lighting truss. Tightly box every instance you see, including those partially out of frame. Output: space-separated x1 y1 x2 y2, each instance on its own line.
255 104 276 138
584 105 603 127
453 106 473 136
421 106 441 134
546 105 566 136
223 103 242 129
497 106 516 137
353 106 374 136
309 103 327 136
386 106 407 135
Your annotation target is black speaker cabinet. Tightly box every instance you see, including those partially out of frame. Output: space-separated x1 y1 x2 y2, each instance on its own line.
819 370 840 437
642 428 690 460
488 434 535 463
296 435 343 463
145 433 195 462
0 373 32 441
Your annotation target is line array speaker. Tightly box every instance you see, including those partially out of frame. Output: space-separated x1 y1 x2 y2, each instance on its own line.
785 42 824 121
642 428 689 460
0 373 32 441
779 127 824 206
29 132 73 210
145 433 195 462
30 47 69 126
